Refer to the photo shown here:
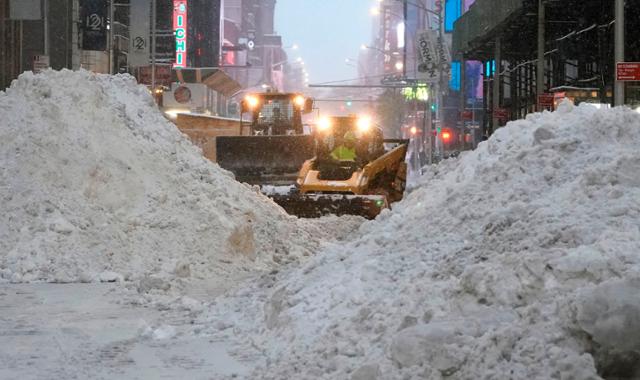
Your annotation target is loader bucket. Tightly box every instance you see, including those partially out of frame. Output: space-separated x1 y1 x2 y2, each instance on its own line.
270 193 388 220
216 135 315 185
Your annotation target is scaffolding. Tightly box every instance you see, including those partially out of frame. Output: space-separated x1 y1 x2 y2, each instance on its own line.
453 0 640 136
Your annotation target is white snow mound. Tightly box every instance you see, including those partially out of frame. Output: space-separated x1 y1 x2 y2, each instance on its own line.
0 69 348 283
203 101 640 379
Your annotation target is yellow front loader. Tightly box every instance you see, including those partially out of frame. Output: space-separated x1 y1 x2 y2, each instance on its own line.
271 116 408 219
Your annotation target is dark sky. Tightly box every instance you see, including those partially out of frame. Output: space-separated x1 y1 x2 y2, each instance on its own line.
275 0 372 84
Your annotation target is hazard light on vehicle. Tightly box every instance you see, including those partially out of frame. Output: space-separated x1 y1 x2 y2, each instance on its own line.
357 116 372 133
317 117 332 132
294 95 306 108
244 95 260 109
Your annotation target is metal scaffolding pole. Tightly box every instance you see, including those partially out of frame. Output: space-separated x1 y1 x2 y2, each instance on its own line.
460 58 466 148
109 1 113 74
614 0 625 106
492 37 501 130
43 0 49 56
151 0 156 91
536 0 545 100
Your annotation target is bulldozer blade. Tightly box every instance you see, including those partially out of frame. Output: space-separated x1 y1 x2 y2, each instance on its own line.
270 193 388 220
216 135 315 185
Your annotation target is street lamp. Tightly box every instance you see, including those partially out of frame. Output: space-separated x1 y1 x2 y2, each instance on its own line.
361 44 400 56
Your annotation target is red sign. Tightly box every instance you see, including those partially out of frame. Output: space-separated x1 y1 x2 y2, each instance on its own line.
616 62 640 81
461 110 473 120
494 108 509 121
173 0 188 68
538 93 555 111
137 65 172 86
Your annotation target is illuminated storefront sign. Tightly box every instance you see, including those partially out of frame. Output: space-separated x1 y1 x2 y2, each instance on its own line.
173 0 187 68
402 85 430 101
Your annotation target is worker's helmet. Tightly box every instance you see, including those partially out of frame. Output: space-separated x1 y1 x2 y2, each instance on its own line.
343 131 357 142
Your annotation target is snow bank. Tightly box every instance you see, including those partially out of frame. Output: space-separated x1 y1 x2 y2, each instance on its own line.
0 69 354 283
202 102 640 379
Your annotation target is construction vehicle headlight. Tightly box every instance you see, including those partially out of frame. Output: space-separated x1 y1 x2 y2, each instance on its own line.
245 95 260 109
357 117 372 133
317 117 332 132
294 95 305 108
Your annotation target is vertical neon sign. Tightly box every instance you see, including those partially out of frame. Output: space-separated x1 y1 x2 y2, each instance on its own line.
173 0 187 68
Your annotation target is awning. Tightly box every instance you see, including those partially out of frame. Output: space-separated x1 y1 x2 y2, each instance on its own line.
172 68 242 97
452 0 525 57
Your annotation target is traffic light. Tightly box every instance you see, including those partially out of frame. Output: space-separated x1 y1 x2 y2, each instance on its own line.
345 96 353 108
441 128 453 145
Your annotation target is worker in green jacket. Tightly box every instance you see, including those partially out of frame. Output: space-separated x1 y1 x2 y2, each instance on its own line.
331 131 358 161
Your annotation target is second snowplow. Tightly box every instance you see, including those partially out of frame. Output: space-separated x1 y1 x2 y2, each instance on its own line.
215 92 315 185
271 116 408 219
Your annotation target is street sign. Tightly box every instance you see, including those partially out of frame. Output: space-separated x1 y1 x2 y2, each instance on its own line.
32 55 49 74
538 93 555 111
616 62 640 81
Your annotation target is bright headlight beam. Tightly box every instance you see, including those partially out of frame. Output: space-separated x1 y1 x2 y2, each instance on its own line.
317 117 332 132
294 95 305 108
245 95 259 109
357 117 372 132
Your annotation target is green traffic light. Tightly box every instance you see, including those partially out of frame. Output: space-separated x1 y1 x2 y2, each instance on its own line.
346 101 352 107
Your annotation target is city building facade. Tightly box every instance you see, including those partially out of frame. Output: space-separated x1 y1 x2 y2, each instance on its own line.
453 0 640 136
222 0 287 94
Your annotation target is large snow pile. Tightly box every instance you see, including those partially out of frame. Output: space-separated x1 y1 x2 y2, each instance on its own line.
202 102 640 379
0 70 354 283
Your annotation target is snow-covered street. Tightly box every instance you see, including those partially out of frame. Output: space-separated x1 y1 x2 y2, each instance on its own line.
0 282 250 379
2 69 640 379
